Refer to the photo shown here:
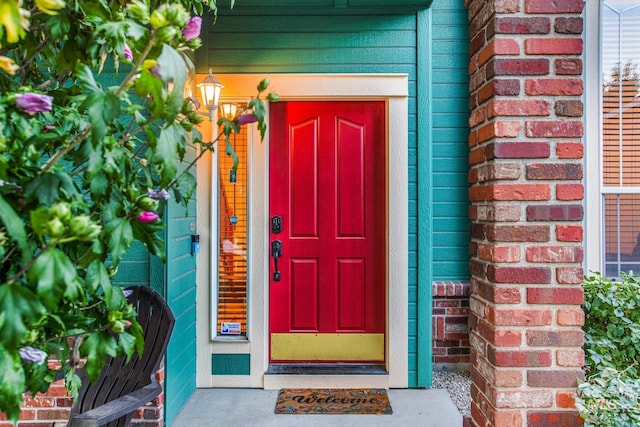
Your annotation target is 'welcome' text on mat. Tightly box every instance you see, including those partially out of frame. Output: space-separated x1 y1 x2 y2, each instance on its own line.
275 388 392 415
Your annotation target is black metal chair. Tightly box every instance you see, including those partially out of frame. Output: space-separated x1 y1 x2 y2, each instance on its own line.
67 286 175 427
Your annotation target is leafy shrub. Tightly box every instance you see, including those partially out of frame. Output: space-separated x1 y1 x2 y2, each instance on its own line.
577 273 640 425
0 0 275 422
576 367 640 427
582 273 640 376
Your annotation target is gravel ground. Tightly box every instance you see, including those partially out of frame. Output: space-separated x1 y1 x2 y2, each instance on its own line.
431 369 472 417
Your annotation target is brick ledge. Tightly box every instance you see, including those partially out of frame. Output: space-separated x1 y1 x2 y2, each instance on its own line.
432 281 470 297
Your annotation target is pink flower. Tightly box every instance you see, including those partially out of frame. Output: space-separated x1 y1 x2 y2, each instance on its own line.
183 16 202 41
16 93 53 115
236 113 258 125
136 211 159 223
123 44 133 61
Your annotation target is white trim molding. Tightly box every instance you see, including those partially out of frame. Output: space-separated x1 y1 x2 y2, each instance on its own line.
196 74 409 389
584 0 602 272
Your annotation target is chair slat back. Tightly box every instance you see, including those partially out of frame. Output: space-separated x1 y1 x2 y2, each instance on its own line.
71 286 175 427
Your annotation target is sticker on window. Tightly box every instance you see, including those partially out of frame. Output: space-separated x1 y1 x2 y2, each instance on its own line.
221 322 242 335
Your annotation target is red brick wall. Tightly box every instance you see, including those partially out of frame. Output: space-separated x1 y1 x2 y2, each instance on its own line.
0 369 165 427
433 281 471 367
0 379 70 427
465 0 586 426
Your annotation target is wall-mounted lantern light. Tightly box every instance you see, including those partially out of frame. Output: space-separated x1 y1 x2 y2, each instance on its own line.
220 102 237 119
195 68 224 122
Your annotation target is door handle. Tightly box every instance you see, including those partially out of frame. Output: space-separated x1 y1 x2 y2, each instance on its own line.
271 240 282 281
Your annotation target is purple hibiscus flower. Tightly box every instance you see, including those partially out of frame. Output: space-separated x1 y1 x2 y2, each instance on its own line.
148 188 170 200
19 347 48 365
124 44 133 61
237 113 258 125
183 16 202 41
16 93 53 115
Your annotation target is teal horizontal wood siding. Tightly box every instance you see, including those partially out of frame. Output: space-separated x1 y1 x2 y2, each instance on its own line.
198 6 423 387
197 0 469 388
164 143 198 426
431 0 470 281
216 0 432 9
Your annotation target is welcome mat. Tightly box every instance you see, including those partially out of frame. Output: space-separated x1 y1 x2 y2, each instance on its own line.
275 388 392 415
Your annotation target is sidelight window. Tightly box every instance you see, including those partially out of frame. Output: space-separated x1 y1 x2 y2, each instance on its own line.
216 111 248 336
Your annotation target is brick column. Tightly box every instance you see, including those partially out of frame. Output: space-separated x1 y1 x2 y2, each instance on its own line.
465 1 585 426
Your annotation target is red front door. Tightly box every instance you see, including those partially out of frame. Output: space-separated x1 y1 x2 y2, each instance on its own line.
269 101 386 363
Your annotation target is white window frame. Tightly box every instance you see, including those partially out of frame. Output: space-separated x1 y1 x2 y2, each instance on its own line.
585 1 640 276
585 0 604 273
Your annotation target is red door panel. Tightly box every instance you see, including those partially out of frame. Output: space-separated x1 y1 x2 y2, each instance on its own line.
269 101 386 362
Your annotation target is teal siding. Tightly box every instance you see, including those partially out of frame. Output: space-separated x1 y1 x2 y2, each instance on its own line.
431 0 470 280
164 144 198 426
415 7 432 387
113 242 150 287
197 0 469 388
113 153 198 426
212 354 251 375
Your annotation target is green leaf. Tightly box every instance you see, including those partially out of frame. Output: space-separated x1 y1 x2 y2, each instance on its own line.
125 21 147 41
23 357 53 395
24 172 79 205
86 142 104 180
225 139 239 172
46 14 71 40
75 62 101 93
0 347 24 423
176 171 197 207
27 248 82 309
64 369 82 401
116 332 137 362
105 217 133 267
154 125 181 186
128 319 145 356
90 172 109 201
0 0 24 43
156 45 188 95
85 260 111 294
79 331 117 382
156 45 190 121
102 92 122 124
131 220 165 261
81 92 108 144
0 283 45 348
0 195 28 262
135 71 164 117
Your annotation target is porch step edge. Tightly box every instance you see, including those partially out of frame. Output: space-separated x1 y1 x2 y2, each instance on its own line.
263 374 390 390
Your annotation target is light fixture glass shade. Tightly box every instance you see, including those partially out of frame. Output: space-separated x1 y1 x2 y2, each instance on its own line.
221 102 237 119
197 69 223 120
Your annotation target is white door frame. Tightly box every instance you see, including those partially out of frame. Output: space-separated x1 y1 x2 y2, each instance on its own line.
195 74 409 389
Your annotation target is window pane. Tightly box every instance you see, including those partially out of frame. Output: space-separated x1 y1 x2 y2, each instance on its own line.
217 119 248 336
602 2 640 187
603 194 640 277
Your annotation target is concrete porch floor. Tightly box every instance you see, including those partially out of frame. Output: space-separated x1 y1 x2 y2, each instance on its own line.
171 388 463 427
